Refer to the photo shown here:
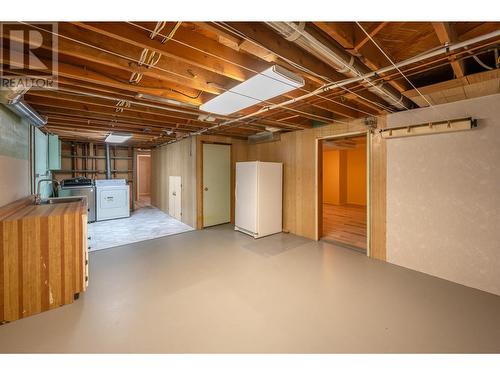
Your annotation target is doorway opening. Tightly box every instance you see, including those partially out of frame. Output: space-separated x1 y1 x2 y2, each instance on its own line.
136 152 151 208
319 134 368 252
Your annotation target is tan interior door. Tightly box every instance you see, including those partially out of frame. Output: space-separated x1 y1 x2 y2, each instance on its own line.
203 143 231 227
138 155 151 196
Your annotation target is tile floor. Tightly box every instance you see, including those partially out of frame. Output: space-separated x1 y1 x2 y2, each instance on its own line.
88 205 194 251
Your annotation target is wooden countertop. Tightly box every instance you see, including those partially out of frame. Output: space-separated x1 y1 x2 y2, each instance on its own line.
0 195 87 222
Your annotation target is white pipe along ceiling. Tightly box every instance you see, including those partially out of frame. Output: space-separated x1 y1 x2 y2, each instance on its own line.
153 28 500 146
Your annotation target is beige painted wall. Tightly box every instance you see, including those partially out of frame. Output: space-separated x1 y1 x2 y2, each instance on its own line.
323 150 341 205
323 146 367 206
0 106 30 207
346 146 367 206
386 93 500 296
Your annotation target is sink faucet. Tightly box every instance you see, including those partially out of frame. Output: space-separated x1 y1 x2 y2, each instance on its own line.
35 179 60 205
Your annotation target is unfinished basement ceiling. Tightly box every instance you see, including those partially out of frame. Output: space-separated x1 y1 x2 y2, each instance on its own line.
1 21 498 147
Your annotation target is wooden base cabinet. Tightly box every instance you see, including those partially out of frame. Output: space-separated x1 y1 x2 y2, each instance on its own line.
0 196 88 323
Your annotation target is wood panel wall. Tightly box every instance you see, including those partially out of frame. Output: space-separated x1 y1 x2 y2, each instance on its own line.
369 130 387 261
151 137 197 227
246 120 373 240
150 118 387 260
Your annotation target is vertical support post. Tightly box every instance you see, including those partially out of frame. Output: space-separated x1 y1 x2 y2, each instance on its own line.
105 143 111 180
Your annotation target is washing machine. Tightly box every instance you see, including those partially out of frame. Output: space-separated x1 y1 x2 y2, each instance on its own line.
95 179 130 221
59 177 96 222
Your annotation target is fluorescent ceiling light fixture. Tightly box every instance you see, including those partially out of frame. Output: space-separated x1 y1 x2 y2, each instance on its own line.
200 65 304 115
105 133 133 143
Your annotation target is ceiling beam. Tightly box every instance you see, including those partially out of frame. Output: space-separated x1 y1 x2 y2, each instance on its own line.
47 122 166 137
457 22 500 42
188 22 242 51
26 98 201 129
71 22 358 121
7 23 223 97
432 22 465 78
0 50 203 106
30 105 203 133
354 22 388 51
73 22 267 83
31 90 307 131
47 120 252 140
223 22 400 113
44 112 199 132
30 99 262 135
313 22 355 49
224 22 348 84
314 22 408 94
25 91 206 125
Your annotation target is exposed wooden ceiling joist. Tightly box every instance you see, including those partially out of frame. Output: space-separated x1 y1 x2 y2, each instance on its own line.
432 22 466 78
1 21 497 146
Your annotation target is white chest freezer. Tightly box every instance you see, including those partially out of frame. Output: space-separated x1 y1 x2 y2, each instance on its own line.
95 179 130 221
235 161 282 238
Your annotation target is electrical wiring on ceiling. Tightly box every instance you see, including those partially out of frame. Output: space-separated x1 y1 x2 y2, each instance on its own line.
20 22 345 129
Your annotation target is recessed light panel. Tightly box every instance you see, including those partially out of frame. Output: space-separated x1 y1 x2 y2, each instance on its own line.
105 133 133 143
200 65 304 115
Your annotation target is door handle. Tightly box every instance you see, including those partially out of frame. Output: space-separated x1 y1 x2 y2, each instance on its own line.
172 192 176 196
204 187 208 191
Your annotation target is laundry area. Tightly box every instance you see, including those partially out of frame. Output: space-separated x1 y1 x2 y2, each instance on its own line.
48 140 193 252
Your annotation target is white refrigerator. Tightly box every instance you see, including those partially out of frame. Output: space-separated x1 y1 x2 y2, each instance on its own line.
235 161 283 238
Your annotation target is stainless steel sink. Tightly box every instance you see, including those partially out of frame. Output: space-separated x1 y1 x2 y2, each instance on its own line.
39 197 84 205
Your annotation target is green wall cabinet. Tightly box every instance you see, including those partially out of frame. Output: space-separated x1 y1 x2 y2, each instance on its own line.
48 134 61 170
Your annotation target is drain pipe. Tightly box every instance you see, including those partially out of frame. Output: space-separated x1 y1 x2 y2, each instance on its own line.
105 143 112 180
265 22 415 110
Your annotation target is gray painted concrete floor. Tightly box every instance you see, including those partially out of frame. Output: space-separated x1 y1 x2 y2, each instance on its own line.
0 224 499 353
88 206 193 251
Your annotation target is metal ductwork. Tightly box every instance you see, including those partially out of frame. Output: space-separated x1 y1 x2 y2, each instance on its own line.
6 97 48 127
1 87 47 127
265 22 415 110
248 131 281 144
